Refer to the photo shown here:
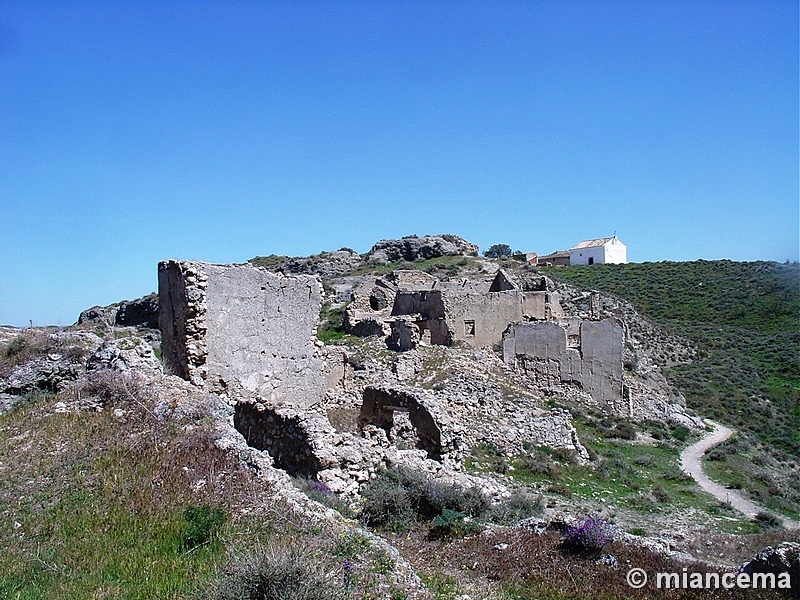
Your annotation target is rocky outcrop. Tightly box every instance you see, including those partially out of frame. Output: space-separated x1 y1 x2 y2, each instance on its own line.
78 293 159 329
87 336 162 375
116 293 159 328
280 249 364 278
739 542 799 598
3 355 85 396
0 330 103 401
78 304 119 327
366 234 479 265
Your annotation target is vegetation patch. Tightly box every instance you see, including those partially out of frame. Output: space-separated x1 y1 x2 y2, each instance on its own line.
561 515 616 556
360 466 542 536
703 434 800 520
488 415 759 531
197 543 348 600
0 376 315 600
541 261 799 459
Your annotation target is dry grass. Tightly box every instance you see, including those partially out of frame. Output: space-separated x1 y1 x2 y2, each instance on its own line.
389 525 797 599
0 373 285 599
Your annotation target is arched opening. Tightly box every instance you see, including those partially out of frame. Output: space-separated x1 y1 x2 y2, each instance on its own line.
234 403 321 477
358 386 444 461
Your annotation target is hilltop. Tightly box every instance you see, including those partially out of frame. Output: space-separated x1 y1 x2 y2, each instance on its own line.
0 236 798 599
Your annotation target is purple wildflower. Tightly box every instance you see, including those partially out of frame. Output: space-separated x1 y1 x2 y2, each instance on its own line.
308 480 333 495
563 515 616 555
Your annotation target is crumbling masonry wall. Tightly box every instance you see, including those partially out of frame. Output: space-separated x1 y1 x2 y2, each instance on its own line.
443 292 524 348
502 318 627 413
158 260 326 408
158 261 208 386
359 385 461 462
234 403 322 477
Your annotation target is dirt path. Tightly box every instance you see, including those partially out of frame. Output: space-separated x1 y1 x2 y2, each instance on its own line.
680 420 799 530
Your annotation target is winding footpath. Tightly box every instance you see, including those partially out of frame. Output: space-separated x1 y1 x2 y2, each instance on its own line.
680 420 799 530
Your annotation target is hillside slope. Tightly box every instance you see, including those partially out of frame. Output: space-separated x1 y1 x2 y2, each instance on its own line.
540 260 799 452
541 260 800 518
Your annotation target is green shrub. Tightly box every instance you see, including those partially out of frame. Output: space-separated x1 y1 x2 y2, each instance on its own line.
661 465 692 482
360 467 488 531
516 453 562 479
429 509 481 540
652 485 670 504
487 491 545 525
331 532 371 560
753 511 782 530
671 425 691 442
360 469 416 531
317 303 348 343
609 423 637 440
182 504 227 551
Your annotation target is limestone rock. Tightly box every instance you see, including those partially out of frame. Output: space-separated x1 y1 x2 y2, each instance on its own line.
78 303 119 326
0 393 19 413
77 293 159 329
2 356 81 396
0 330 102 396
86 336 162 374
280 249 364 278
366 234 479 265
739 542 800 598
115 293 159 328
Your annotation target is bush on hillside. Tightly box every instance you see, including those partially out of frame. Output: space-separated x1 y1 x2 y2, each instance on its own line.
360 466 488 532
561 516 616 556
197 543 347 600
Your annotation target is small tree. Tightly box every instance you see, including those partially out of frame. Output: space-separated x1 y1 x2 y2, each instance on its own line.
483 244 513 258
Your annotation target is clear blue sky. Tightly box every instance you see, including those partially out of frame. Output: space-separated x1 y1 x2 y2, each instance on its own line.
1 1 797 327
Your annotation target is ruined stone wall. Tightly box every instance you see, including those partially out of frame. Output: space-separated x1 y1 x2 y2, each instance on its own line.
158 260 326 408
234 403 324 477
502 317 626 413
389 270 437 290
443 291 524 348
436 277 495 294
158 260 208 386
391 290 446 319
523 291 546 319
359 385 462 462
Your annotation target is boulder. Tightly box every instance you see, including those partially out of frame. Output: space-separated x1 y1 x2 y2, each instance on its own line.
86 337 162 374
366 234 479 265
77 293 159 329
739 542 799 598
115 293 159 328
0 393 19 414
280 249 364 278
2 354 84 396
78 304 119 326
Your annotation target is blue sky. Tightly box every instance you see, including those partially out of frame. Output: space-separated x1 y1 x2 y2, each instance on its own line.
1 1 797 327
